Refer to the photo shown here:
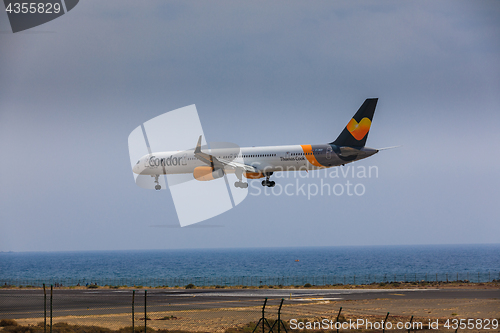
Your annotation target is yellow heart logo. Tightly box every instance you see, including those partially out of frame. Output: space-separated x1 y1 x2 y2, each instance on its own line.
346 117 371 140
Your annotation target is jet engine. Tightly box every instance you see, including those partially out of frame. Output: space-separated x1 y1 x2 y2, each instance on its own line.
243 172 266 179
193 166 225 181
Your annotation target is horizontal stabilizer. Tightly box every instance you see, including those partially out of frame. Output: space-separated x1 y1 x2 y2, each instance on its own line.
339 146 361 157
377 145 401 151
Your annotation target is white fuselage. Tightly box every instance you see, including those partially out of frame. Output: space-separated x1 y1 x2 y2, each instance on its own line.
133 144 378 177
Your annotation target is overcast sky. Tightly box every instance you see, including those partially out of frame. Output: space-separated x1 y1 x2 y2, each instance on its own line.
1 1 499 252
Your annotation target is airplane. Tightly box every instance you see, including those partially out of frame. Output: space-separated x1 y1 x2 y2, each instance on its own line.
132 98 385 190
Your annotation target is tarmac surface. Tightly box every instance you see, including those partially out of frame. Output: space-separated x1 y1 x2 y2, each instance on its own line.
1 288 499 319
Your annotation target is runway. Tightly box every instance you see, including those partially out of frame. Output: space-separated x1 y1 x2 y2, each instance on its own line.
1 288 498 319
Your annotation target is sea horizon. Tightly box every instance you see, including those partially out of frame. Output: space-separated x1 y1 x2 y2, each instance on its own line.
2 242 500 254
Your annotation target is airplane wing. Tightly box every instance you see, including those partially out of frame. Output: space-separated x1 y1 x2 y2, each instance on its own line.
194 136 258 173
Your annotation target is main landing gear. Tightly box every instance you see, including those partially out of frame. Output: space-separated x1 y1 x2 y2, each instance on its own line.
234 169 248 189
235 181 248 188
261 173 275 187
153 174 161 190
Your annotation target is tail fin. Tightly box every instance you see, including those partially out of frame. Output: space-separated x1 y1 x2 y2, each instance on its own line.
331 98 378 147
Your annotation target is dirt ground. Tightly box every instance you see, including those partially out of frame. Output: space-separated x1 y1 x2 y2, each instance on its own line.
9 294 500 332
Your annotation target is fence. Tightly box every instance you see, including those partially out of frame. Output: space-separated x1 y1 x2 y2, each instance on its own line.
1 286 499 333
0 286 263 332
1 272 499 288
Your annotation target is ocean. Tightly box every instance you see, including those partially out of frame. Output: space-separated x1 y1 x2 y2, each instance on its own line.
1 244 499 286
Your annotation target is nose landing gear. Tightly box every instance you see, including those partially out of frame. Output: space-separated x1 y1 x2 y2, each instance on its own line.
153 174 161 190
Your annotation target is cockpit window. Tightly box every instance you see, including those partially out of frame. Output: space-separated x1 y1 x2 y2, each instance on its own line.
136 160 140 164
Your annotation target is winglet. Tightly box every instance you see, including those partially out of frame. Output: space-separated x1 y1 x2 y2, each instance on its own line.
195 135 202 154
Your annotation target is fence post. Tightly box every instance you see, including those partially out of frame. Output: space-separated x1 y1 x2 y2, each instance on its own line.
261 298 266 333
43 284 46 333
407 316 413 333
50 285 53 333
132 290 135 333
382 312 389 333
336 307 342 333
269 298 287 333
251 298 272 333
144 290 147 333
